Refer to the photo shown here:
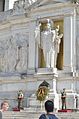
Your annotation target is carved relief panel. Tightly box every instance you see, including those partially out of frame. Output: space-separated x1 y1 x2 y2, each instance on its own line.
0 32 29 73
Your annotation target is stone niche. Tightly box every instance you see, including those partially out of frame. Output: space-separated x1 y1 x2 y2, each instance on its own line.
28 79 59 110
37 19 64 70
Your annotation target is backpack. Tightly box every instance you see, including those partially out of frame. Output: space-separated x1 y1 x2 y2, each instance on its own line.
45 114 49 119
44 114 58 119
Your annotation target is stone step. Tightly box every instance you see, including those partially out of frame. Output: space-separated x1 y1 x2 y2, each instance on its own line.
2 111 79 119
2 111 40 119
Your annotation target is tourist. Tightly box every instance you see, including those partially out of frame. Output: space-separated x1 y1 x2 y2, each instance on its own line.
0 101 9 119
0 101 9 112
39 100 59 119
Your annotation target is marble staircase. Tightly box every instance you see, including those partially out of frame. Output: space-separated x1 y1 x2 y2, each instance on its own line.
2 111 40 119
2 110 79 119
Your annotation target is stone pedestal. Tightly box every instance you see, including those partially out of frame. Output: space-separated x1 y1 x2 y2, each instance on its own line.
28 94 41 108
48 89 59 110
28 88 59 110
37 68 57 75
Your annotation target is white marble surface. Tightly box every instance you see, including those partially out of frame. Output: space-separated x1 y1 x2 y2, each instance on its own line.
0 0 78 111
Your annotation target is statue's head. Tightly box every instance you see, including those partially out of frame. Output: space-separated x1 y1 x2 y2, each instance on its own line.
46 19 54 31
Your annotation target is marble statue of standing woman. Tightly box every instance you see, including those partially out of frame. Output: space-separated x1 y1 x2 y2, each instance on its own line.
40 19 55 68
35 19 63 68
41 19 63 68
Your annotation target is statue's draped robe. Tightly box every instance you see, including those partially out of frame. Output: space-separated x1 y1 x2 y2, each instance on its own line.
35 23 63 68
41 30 55 68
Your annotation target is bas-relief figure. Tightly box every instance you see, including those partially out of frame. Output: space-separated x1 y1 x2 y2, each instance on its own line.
0 33 28 72
13 33 28 72
35 19 63 68
13 0 37 14
13 0 25 14
0 39 10 72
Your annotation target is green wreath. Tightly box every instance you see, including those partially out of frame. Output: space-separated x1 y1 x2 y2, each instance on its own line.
36 86 49 102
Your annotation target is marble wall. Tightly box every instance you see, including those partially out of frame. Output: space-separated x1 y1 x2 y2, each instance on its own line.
0 0 78 110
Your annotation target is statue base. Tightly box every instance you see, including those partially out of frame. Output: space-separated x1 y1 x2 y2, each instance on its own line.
58 109 72 112
36 68 57 75
28 88 59 110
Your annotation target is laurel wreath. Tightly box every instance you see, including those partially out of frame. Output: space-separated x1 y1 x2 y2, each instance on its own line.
36 86 49 102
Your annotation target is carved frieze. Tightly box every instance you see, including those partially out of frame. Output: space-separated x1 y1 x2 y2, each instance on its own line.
0 33 29 73
13 0 37 15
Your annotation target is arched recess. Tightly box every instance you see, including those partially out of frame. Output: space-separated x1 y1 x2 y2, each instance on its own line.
38 20 63 69
38 22 47 68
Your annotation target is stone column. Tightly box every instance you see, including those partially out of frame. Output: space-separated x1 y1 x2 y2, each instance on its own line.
5 0 17 10
4 0 9 11
64 9 76 72
28 20 36 73
53 78 57 93
53 68 58 93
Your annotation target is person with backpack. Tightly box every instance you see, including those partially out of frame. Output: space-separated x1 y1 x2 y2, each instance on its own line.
39 100 59 119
